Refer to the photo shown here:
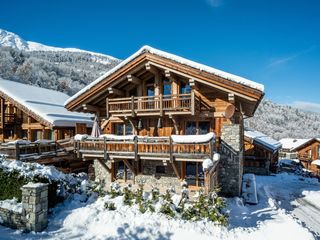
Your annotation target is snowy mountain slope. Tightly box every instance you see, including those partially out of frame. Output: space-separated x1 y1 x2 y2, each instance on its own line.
0 29 118 64
0 29 120 95
245 100 320 140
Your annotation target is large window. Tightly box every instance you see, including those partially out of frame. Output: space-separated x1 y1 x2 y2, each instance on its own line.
163 79 171 96
185 162 204 187
185 121 197 135
199 121 210 134
185 121 210 135
180 82 191 94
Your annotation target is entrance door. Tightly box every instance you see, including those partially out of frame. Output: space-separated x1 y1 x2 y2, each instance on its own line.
185 162 204 187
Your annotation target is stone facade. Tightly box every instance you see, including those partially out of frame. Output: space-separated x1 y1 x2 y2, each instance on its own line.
136 160 182 192
219 123 244 197
22 183 48 232
0 183 48 232
94 159 182 193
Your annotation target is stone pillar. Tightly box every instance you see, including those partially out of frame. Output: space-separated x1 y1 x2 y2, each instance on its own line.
219 123 243 197
21 183 48 232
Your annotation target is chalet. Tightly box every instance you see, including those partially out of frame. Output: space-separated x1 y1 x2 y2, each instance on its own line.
65 46 264 196
280 138 320 175
0 79 93 142
244 129 282 175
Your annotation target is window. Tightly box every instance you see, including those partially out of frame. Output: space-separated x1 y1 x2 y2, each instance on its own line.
114 123 133 135
180 82 191 94
163 79 171 96
156 165 166 174
185 162 204 187
185 121 197 135
199 121 210 134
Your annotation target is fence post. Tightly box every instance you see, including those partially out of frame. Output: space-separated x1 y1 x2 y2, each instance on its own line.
134 136 138 161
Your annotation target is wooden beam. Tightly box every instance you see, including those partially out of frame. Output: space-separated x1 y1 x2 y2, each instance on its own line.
228 93 235 104
169 115 179 134
108 87 124 96
171 161 181 179
97 158 111 174
101 119 110 130
82 104 100 114
145 62 159 76
127 74 141 85
189 78 199 90
123 159 136 175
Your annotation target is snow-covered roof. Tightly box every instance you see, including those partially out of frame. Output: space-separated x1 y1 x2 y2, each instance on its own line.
0 79 93 127
311 160 320 166
279 138 311 151
244 129 282 152
65 45 264 106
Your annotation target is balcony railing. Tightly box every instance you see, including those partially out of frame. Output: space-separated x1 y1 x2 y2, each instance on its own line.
75 135 215 162
106 93 198 117
0 114 22 125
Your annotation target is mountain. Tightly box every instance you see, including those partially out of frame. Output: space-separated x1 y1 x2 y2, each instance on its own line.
0 29 120 95
245 100 320 140
1 29 319 139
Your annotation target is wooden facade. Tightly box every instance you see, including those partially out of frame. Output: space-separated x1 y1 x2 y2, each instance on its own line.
66 46 264 192
0 80 92 143
244 139 280 175
295 139 320 174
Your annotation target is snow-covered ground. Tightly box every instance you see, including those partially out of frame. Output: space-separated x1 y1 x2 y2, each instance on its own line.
0 173 319 240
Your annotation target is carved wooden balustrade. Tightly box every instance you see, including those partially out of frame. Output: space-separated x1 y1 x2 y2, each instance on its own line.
106 93 199 117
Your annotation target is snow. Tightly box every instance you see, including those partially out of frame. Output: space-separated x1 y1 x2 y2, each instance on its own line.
244 128 282 152
74 134 89 141
0 158 76 183
0 29 119 64
311 160 320 166
65 45 264 106
171 132 215 144
279 138 311 151
241 174 258 204
202 158 214 170
0 79 93 127
0 198 22 213
1 140 31 146
100 134 136 141
0 173 319 239
278 158 300 166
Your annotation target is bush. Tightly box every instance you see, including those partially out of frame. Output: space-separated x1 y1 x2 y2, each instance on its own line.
0 169 62 207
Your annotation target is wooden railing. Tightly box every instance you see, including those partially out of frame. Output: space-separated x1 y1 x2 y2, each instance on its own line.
0 139 75 161
76 136 214 161
298 153 313 161
107 93 197 117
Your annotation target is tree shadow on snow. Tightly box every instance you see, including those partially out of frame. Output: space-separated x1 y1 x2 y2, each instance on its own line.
111 223 173 240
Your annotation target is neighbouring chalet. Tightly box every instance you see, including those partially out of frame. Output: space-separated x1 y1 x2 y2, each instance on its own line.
280 138 320 175
65 46 265 196
244 129 282 175
0 79 93 142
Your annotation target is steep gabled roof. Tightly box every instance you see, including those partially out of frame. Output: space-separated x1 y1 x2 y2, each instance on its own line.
65 45 264 111
244 128 282 152
0 79 93 128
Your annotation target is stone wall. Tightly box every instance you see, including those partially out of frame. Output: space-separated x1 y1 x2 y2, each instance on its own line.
0 183 48 232
94 159 112 188
219 123 244 197
136 160 182 192
94 159 182 193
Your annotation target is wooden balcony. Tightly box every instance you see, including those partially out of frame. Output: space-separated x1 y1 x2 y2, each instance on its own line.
106 93 197 117
1 114 22 126
75 135 214 162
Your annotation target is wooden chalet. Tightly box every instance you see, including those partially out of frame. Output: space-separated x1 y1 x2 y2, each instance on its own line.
65 46 264 196
0 79 93 142
244 129 282 175
280 138 320 175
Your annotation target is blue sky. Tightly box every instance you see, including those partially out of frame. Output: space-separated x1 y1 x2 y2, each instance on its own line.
1 0 320 111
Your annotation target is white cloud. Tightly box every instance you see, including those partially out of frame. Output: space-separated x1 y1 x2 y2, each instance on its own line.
206 0 223 7
291 101 320 113
267 45 318 69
